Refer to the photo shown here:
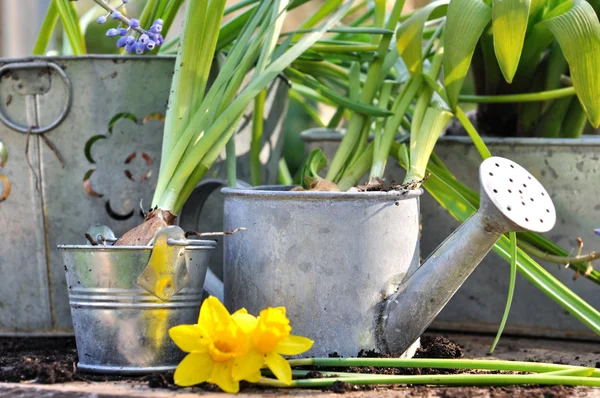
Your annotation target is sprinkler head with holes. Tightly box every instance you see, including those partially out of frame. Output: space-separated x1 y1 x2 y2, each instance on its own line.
380 156 556 354
479 156 556 233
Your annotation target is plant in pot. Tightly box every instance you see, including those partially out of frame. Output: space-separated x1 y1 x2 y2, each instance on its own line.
54 0 351 374
298 0 600 338
397 0 600 338
222 0 600 359
0 0 287 335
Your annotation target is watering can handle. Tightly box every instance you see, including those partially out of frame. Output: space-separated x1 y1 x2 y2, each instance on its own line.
178 178 250 302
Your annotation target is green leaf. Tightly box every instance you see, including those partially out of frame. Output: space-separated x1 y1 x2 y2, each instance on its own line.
405 106 453 184
285 68 394 117
251 89 267 186
443 0 492 110
33 1 59 55
489 232 517 353
54 0 86 55
396 0 449 76
543 0 600 127
492 0 530 83
155 0 353 210
300 149 328 188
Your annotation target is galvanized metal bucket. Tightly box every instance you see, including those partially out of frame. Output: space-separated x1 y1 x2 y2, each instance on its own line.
0 56 287 335
59 240 215 374
302 129 600 340
222 186 423 357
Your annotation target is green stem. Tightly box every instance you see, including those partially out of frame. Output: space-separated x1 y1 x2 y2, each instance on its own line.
225 0 260 15
422 75 492 161
259 374 600 388
251 89 267 186
54 0 85 55
370 76 421 178
289 90 326 127
459 87 576 103
286 358 600 376
337 143 374 191
490 232 517 353
226 136 237 187
561 99 588 138
518 240 599 265
325 0 407 181
33 1 59 55
278 158 293 185
455 107 492 160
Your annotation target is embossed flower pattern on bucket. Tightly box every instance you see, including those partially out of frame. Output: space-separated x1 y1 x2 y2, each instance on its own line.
83 112 164 220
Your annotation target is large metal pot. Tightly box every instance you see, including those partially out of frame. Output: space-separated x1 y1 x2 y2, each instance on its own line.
302 129 600 340
0 56 287 334
222 186 422 357
59 240 215 374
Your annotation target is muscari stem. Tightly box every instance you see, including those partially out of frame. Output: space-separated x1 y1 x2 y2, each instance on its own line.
90 0 149 36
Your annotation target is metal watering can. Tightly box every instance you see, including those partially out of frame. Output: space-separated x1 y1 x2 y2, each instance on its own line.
221 157 556 357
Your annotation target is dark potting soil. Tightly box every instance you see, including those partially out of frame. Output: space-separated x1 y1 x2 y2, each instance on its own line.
0 335 583 397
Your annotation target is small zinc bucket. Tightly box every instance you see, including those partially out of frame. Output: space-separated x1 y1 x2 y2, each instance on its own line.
58 241 215 374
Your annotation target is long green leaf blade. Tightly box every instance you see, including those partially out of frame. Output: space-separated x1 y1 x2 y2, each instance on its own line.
157 1 353 210
543 0 600 127
396 0 449 76
489 232 517 353
443 0 491 110
493 0 530 83
286 68 393 117
405 106 453 184
33 1 59 55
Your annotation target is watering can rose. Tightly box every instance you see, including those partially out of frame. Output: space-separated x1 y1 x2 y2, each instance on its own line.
168 296 313 393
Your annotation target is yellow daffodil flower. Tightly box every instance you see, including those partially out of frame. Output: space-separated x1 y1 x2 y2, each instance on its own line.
232 306 314 385
168 296 259 393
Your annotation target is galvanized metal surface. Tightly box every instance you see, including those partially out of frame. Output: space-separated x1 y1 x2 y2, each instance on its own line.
223 186 423 357
0 56 287 334
302 129 600 340
381 157 556 353
59 241 215 374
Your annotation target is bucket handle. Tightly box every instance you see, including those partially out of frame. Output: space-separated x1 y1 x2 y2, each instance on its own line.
0 61 72 134
178 178 251 301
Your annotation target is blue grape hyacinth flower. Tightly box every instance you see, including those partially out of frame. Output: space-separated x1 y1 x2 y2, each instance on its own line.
116 36 128 48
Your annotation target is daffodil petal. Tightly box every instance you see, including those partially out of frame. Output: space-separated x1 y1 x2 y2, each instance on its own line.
210 361 239 393
265 352 292 385
173 353 213 387
245 370 262 383
232 310 258 334
276 335 314 356
199 296 232 332
168 325 209 353
232 349 264 381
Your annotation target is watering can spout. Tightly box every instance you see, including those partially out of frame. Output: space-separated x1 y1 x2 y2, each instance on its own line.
379 157 557 355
